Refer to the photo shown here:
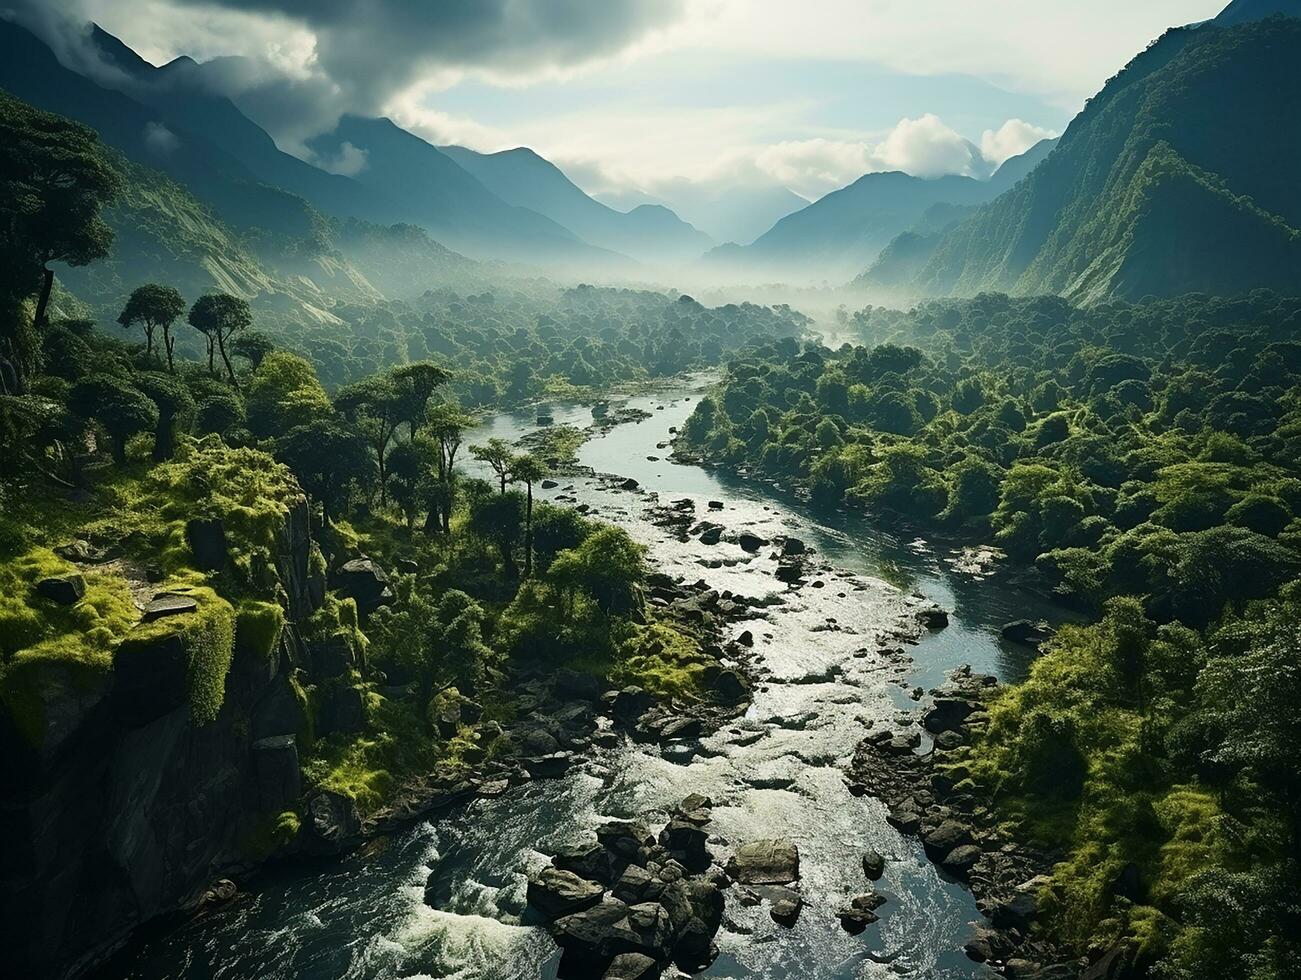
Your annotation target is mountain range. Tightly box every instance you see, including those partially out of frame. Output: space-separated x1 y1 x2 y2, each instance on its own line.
702 138 1057 283
864 9 1301 304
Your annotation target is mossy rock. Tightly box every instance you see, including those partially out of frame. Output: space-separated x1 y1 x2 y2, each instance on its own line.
112 586 235 728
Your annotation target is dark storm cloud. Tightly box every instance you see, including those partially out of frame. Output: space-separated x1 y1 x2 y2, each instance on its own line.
3 0 684 149
144 0 680 109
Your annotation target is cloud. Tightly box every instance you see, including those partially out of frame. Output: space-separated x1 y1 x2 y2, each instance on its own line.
981 118 1057 168
313 139 367 176
142 120 179 154
751 114 1029 199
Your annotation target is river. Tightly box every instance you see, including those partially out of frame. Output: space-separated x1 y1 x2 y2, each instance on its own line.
109 378 1066 980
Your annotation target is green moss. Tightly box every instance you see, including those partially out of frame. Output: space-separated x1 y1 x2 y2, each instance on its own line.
235 600 284 661
117 585 235 725
613 621 712 700
0 548 139 745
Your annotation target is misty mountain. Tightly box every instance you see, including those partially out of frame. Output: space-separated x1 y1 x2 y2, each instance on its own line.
0 18 324 244
703 139 1055 282
905 17 1301 304
307 117 627 268
596 182 810 247
440 145 711 263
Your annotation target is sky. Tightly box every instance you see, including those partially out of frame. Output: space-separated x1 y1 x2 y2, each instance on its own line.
10 0 1229 202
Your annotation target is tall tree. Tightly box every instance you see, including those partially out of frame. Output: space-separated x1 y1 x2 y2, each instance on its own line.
188 293 252 386
424 402 474 534
134 372 194 461
510 453 548 578
277 418 374 526
334 375 404 507
117 284 185 368
0 92 118 391
231 329 274 371
470 438 515 494
391 362 451 437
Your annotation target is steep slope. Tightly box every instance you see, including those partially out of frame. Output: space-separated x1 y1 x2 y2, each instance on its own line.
440 145 711 263
87 26 403 229
703 139 1056 283
1214 0 1300 25
0 18 320 245
308 117 628 268
913 18 1301 303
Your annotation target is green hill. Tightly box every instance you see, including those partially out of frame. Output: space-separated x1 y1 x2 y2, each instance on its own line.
911 17 1301 303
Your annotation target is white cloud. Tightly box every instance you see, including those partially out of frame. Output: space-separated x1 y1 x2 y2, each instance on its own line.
873 114 981 179
981 118 1057 168
142 120 179 154
751 114 1045 199
313 140 368 177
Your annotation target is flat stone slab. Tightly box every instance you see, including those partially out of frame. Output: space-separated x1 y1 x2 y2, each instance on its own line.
142 594 198 621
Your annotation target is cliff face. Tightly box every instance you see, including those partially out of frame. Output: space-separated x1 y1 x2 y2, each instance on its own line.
0 498 319 979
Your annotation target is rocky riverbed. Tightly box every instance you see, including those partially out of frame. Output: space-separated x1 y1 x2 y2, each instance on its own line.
112 383 1073 980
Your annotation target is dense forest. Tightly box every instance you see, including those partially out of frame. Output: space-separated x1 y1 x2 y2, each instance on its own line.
679 291 1301 976
5 3 1301 979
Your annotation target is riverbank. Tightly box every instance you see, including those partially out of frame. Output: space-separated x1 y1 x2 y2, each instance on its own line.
110 381 1072 980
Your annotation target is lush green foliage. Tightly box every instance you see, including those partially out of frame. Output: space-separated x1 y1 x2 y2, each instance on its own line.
684 293 1301 626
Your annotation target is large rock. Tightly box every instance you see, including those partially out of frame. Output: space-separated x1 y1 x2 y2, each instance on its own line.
35 574 85 605
837 892 886 933
527 867 605 920
922 820 974 858
333 558 394 618
725 840 799 884
598 820 653 860
553 843 614 885
317 684 366 736
603 952 659 980
307 633 355 679
304 790 361 852
711 669 748 703
251 734 301 811
939 844 982 878
923 697 976 734
697 524 723 545
555 668 605 703
610 686 653 725
861 850 885 880
658 818 710 872
141 593 198 621
781 536 807 556
552 898 668 975
1001 619 1054 647
737 532 768 553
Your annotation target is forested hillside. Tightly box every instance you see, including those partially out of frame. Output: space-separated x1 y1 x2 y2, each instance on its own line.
888 18 1301 303
678 290 1301 975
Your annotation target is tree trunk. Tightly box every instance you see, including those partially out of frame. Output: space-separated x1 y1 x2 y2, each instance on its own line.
112 433 127 465
33 267 54 332
144 324 155 357
206 336 215 374
216 331 238 388
377 448 388 507
152 414 176 461
524 484 534 578
164 330 176 372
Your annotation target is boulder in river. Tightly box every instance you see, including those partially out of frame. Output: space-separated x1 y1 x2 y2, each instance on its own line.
922 819 975 859
861 850 885 881
1001 619 1054 647
527 867 606 920
939 844 982 878
768 886 802 926
725 840 800 884
923 697 976 734
603 952 659 980
837 892 885 933
781 536 807 556
737 532 768 553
